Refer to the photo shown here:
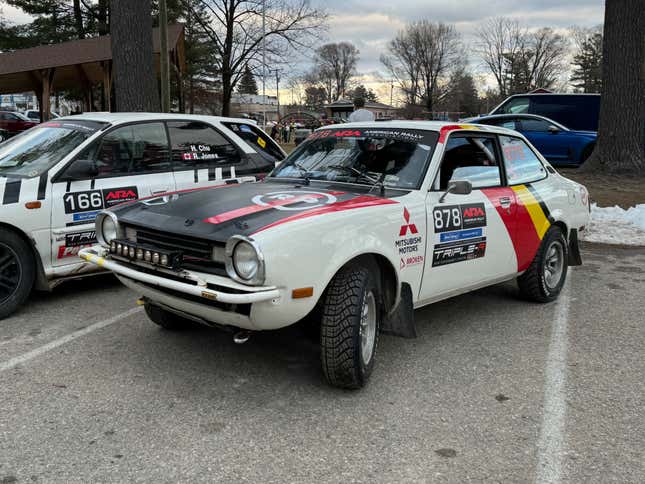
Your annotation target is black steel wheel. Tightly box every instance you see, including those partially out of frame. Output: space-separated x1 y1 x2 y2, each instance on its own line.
0 230 35 319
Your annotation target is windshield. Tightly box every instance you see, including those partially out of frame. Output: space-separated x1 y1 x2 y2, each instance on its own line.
0 120 105 178
271 127 438 190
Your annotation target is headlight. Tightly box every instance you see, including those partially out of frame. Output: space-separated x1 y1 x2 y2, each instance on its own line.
96 212 121 247
233 242 259 280
225 236 265 285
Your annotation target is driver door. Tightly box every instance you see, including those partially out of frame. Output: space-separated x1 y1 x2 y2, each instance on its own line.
419 133 517 302
50 122 176 267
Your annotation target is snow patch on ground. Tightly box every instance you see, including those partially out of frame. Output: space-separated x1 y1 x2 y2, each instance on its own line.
583 203 645 245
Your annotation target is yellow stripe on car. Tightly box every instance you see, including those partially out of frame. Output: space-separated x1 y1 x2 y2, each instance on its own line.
512 184 551 239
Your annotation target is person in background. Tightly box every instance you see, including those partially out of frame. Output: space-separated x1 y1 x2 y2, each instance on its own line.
348 97 375 122
270 123 279 141
283 123 290 143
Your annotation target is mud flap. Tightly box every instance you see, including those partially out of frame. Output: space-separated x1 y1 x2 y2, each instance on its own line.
568 228 583 266
381 283 416 338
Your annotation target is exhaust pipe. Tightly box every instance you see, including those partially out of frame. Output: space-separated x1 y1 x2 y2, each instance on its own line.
233 331 251 344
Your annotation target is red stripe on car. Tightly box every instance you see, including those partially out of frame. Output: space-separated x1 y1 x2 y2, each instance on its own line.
252 196 398 234
203 193 329 225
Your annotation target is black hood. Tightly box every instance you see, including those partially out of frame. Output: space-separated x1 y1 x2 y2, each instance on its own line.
112 180 403 243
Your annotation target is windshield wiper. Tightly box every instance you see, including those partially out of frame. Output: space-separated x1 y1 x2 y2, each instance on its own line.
291 161 312 186
329 164 386 195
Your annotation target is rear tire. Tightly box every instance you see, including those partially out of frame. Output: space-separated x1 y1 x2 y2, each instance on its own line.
144 303 195 330
320 265 381 389
518 226 568 303
0 230 35 320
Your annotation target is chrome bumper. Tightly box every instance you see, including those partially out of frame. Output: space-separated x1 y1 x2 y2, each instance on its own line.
78 246 280 305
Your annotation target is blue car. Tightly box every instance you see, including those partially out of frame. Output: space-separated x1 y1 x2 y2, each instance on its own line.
470 114 596 166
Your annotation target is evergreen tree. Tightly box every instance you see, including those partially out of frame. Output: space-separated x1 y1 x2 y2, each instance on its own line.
348 84 378 103
237 65 259 95
570 32 603 93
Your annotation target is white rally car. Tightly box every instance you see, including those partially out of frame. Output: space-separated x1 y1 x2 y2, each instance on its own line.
0 113 285 319
79 122 590 389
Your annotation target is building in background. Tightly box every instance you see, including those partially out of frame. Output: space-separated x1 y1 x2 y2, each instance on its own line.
324 98 398 122
230 93 279 124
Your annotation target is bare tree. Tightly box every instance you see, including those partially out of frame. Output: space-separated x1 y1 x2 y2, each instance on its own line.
583 0 644 173
381 21 461 112
311 42 359 101
182 0 326 116
477 18 567 95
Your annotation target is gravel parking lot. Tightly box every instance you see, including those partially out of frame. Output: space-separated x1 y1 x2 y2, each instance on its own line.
1 243 644 483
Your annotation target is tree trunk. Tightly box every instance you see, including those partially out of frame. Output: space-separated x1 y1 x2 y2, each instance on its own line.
110 0 160 112
221 70 232 117
73 0 85 39
98 0 109 36
583 0 645 174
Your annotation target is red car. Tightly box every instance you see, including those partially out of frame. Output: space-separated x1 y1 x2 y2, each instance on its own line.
0 111 38 138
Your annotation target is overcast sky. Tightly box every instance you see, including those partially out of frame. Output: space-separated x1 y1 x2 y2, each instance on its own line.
1 0 605 99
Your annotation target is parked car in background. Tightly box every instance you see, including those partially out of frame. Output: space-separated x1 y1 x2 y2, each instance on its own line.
0 111 38 137
471 114 596 166
0 112 285 320
23 110 60 123
293 128 313 146
0 129 8 143
490 93 600 132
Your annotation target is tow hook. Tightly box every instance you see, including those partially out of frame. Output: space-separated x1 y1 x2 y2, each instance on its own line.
233 331 252 344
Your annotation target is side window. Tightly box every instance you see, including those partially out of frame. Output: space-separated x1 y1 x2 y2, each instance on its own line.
498 97 529 114
437 136 501 189
222 122 285 163
519 118 550 132
167 121 241 169
76 122 170 178
500 136 547 185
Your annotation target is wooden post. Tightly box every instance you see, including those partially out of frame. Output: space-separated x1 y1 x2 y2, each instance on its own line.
101 61 112 111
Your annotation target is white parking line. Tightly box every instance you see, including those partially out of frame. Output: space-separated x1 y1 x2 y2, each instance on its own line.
535 276 572 484
0 307 143 372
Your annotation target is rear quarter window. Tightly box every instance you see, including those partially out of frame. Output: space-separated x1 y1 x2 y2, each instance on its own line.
500 135 547 185
223 122 285 164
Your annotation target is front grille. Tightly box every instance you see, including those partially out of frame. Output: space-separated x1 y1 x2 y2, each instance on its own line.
123 223 226 275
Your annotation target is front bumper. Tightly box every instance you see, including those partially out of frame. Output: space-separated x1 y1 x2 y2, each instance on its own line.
79 246 283 330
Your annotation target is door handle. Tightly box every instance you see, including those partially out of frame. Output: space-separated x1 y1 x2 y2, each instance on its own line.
499 196 512 208
152 188 171 195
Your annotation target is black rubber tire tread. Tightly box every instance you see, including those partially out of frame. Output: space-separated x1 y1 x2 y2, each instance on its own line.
0 229 35 320
320 265 380 390
144 303 194 330
518 226 568 303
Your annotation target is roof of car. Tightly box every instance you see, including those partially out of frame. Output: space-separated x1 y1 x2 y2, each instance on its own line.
316 120 519 136
471 113 569 130
57 112 258 125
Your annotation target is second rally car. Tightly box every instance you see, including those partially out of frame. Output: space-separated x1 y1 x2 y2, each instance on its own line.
80 121 590 389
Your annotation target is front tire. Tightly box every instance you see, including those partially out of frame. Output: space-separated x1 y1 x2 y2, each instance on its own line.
518 226 568 303
320 265 381 389
144 303 194 330
0 230 35 320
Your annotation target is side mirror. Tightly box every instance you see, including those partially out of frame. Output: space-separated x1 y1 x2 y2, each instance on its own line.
60 159 99 181
548 125 560 134
439 180 472 203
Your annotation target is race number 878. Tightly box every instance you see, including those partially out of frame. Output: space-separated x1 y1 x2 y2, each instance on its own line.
433 206 462 232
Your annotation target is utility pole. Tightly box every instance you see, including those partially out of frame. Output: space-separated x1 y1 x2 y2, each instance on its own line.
390 80 394 107
273 69 281 120
261 0 266 128
159 0 170 112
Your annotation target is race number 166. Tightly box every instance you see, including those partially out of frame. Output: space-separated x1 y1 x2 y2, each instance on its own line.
63 190 104 213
